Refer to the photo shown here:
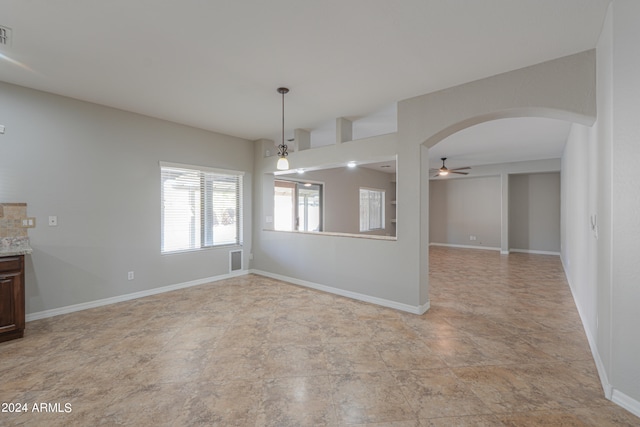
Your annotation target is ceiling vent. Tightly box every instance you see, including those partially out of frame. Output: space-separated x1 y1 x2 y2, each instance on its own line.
0 25 12 48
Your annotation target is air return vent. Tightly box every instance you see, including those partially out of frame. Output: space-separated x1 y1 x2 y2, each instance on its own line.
229 250 242 272
0 26 12 47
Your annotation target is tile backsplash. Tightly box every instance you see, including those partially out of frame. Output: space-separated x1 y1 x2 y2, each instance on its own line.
0 203 29 238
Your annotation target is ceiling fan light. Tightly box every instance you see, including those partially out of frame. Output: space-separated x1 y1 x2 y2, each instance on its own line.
439 170 449 176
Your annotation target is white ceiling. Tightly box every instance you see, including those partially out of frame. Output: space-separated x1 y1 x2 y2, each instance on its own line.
1 1 609 164
429 117 573 170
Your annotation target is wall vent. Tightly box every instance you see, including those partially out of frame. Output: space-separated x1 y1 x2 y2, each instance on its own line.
229 250 242 272
0 26 12 47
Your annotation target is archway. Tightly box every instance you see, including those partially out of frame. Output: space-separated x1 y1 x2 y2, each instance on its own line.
395 49 597 309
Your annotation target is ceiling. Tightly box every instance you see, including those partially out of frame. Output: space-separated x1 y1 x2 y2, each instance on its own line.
1 1 610 165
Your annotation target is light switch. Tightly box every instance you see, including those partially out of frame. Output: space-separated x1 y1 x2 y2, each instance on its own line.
0 125 5 134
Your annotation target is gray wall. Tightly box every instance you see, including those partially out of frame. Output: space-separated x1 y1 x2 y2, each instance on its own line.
429 176 501 248
509 172 561 252
0 81 254 315
300 166 396 236
252 134 419 311
428 167 561 253
562 0 640 410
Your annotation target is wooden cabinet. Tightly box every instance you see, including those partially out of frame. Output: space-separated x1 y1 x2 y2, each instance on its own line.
0 255 25 343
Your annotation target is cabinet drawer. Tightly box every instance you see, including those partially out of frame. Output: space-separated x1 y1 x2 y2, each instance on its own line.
0 257 21 273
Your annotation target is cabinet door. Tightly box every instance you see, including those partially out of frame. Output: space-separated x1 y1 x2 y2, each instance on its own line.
0 272 21 333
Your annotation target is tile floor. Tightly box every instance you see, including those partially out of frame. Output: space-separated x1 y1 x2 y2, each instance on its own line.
1 246 639 426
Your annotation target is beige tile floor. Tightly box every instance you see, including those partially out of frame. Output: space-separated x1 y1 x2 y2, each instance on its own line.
1 246 639 426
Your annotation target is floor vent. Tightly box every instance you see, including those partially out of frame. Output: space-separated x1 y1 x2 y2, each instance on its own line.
229 250 242 272
0 26 11 47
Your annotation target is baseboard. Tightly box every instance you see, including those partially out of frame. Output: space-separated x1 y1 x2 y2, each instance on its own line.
26 270 248 322
250 269 429 315
429 243 500 251
510 248 561 256
561 256 614 398
428 244 560 257
611 389 640 418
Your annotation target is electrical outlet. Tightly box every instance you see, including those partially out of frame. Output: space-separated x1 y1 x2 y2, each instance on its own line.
127 271 134 280
469 235 477 241
20 217 36 228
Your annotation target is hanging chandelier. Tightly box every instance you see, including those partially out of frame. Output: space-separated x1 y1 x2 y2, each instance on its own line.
276 87 290 171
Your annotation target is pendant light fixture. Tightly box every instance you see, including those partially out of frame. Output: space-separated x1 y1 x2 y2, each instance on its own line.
276 87 290 171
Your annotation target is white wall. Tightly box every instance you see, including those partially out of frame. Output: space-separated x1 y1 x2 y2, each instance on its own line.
561 0 640 414
561 124 598 335
0 82 254 316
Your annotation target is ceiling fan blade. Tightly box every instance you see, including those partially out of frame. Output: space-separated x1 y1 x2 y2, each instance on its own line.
450 171 469 175
450 167 471 171
433 173 440 178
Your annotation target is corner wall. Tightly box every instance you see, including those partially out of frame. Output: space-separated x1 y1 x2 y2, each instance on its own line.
0 82 254 315
509 172 561 253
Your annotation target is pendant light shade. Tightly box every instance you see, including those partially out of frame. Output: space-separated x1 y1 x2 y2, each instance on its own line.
276 156 289 170
277 87 290 171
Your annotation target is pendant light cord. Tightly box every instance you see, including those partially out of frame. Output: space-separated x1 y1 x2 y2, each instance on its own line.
277 87 289 158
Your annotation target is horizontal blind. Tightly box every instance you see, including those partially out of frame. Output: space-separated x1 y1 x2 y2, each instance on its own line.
359 188 385 231
161 163 242 253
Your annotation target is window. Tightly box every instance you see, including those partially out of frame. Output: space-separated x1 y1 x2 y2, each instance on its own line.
360 188 385 232
274 180 322 232
161 162 243 253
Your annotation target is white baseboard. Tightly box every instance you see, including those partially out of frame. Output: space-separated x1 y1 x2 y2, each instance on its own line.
429 243 561 257
250 269 429 315
429 243 500 251
26 270 248 322
560 257 640 418
612 389 640 418
561 256 613 399
510 248 561 256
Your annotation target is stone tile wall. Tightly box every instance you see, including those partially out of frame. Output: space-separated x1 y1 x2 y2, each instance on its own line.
0 203 28 238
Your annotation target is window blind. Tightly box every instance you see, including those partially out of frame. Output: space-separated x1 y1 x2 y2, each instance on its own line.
160 162 243 253
360 188 385 232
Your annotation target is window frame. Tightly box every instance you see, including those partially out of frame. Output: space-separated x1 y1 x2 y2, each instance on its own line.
359 187 385 232
274 178 324 232
160 161 244 254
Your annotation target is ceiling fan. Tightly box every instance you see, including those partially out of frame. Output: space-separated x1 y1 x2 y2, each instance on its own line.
431 157 470 177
